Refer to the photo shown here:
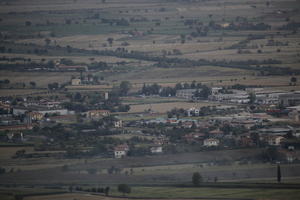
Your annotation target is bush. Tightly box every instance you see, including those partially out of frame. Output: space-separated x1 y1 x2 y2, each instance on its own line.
192 172 203 186
118 184 131 195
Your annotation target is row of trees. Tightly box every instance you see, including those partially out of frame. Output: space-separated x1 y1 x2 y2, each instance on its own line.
3 40 299 76
140 82 211 99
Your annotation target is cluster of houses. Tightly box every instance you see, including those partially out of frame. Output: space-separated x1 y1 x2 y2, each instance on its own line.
0 98 123 138
113 143 164 159
176 86 300 107
1 85 300 161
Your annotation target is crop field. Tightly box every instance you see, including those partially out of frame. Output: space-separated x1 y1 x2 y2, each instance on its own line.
0 0 299 81
17 187 300 200
2 148 300 186
0 146 34 160
0 71 76 87
0 0 298 96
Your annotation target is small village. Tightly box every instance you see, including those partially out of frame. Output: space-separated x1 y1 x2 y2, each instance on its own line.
1 76 300 163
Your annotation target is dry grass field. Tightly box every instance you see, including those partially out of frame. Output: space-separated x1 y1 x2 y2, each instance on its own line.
128 101 218 113
0 0 299 93
0 146 34 160
0 71 76 87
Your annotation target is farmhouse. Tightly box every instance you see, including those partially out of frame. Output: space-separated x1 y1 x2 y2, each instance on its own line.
210 89 251 104
71 78 81 86
267 136 285 146
279 92 300 107
253 90 287 105
209 129 224 138
187 107 200 117
114 144 129 158
184 133 205 143
28 112 44 121
150 145 163 154
203 138 220 147
176 89 198 99
114 120 123 128
259 127 291 136
0 102 11 113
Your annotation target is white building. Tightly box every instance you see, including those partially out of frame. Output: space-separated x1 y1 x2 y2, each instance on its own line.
150 145 163 154
203 138 220 147
187 107 200 117
176 89 198 99
268 136 285 146
71 78 81 86
209 90 249 104
114 144 129 158
114 120 123 128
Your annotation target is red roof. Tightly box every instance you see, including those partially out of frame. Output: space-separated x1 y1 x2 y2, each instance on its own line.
114 144 129 151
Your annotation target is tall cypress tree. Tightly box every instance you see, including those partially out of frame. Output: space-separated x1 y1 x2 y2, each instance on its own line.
277 164 281 183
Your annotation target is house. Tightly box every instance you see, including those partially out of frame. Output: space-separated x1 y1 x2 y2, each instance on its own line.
176 89 198 99
203 138 220 147
211 87 222 95
184 133 205 143
114 144 129 158
114 120 123 128
166 118 178 125
268 136 285 146
0 115 21 125
209 90 249 104
279 92 300 107
6 132 24 142
150 145 163 154
28 112 44 121
209 129 224 138
259 127 291 136
238 134 254 147
0 102 11 113
86 110 110 119
71 78 81 86
187 107 200 117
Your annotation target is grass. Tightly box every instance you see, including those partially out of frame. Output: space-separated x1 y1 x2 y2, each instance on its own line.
128 101 219 113
108 186 300 200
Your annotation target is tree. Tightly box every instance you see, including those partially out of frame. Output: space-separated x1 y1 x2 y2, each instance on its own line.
29 81 36 88
104 186 110 196
0 167 6 174
175 83 182 90
250 132 260 146
290 77 297 86
25 21 32 26
277 164 281 183
119 81 131 96
192 172 202 186
117 184 131 196
48 82 59 91
44 38 51 46
107 38 114 47
249 92 256 104
180 34 186 44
